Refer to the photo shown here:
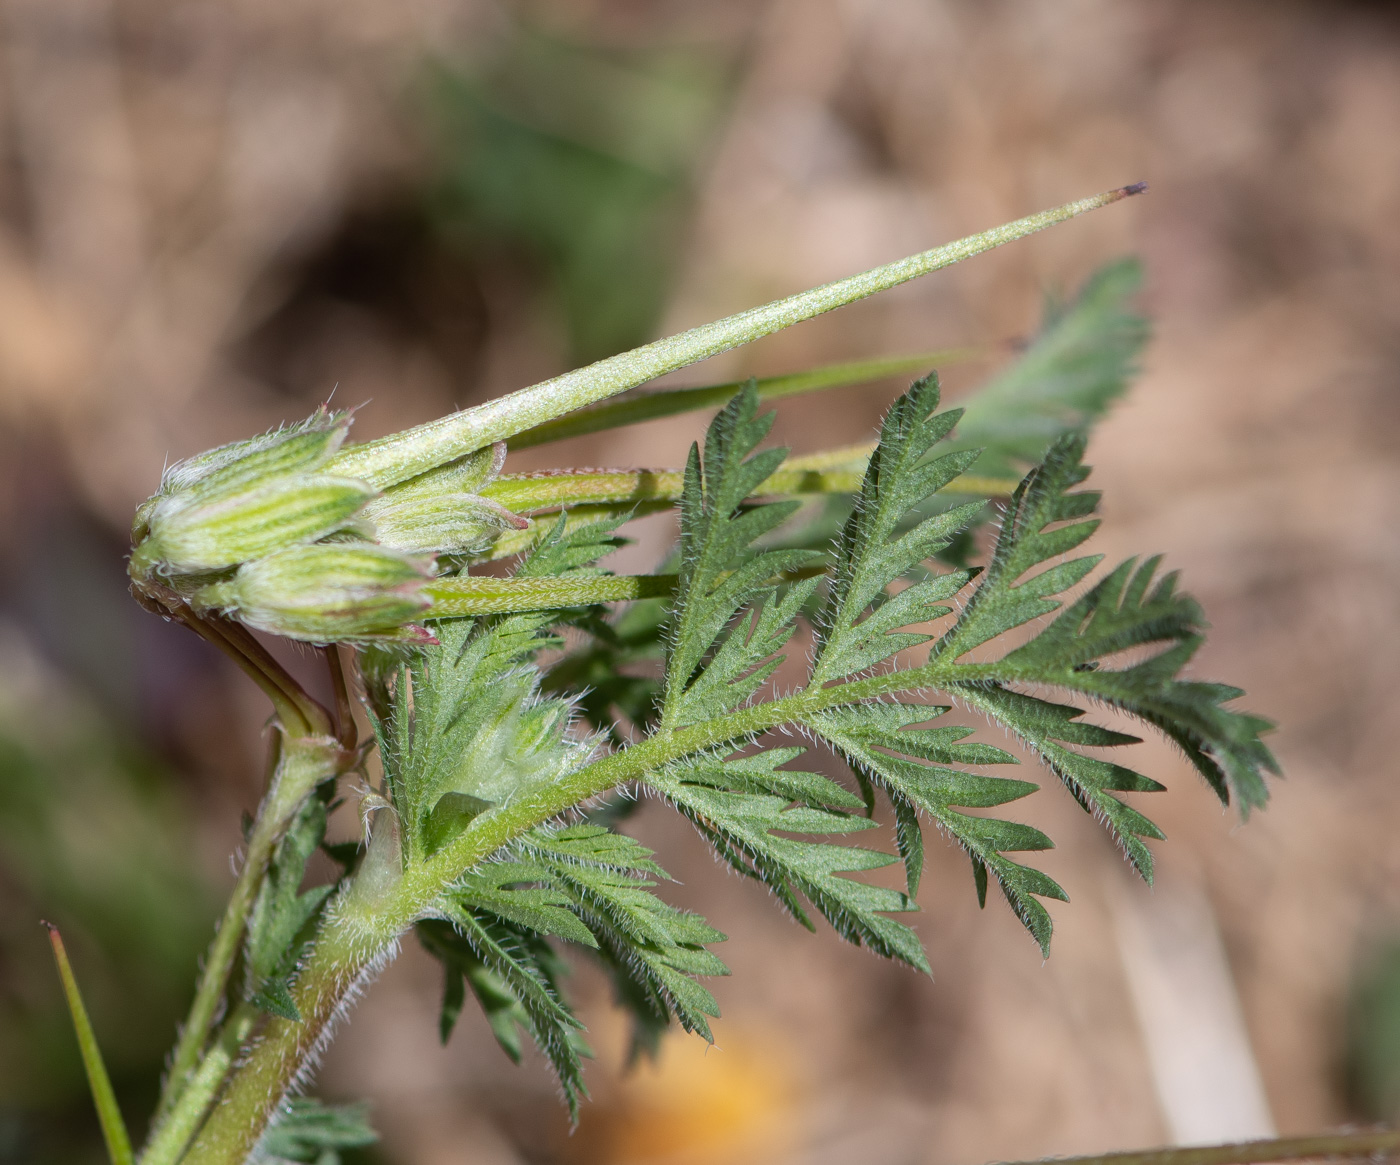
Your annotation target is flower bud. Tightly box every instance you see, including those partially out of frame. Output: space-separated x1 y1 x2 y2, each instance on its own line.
359 442 526 556
362 493 527 556
134 475 375 575
192 542 434 642
133 409 352 542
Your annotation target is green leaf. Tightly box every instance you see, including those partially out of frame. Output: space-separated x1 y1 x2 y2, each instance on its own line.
424 823 727 1078
45 925 134 1165
649 752 927 972
520 826 728 1044
946 258 1148 478
379 515 628 860
254 1098 377 1164
988 556 1278 813
808 703 1064 955
243 782 337 1020
421 910 592 1117
936 433 1102 660
953 685 1164 883
661 383 822 727
745 258 1147 570
812 373 983 684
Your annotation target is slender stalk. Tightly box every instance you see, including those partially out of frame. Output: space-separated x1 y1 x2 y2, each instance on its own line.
153 735 342 1128
45 924 135 1165
171 614 316 739
506 347 983 449
327 187 1143 489
139 1005 258 1165
480 454 1016 514
425 573 677 616
425 562 837 618
993 1130 1400 1165
326 645 357 751
176 613 329 740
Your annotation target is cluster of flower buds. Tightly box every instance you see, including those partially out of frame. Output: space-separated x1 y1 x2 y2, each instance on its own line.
127 190 1141 646
128 408 525 643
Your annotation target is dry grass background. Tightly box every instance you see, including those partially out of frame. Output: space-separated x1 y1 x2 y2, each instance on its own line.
2 1 1399 1162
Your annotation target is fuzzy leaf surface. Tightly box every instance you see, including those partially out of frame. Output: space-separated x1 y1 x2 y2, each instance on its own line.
661 383 822 727
649 750 926 972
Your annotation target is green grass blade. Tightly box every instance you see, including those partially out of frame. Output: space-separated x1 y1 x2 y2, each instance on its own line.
44 923 135 1165
328 186 1145 488
506 348 981 449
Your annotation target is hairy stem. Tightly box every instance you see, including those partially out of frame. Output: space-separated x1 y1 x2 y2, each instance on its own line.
506 347 983 449
139 1005 258 1165
425 573 678 616
327 188 1142 489
481 458 1016 514
153 735 342 1136
180 651 1002 1162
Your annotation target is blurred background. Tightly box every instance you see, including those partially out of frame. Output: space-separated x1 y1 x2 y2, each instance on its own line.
2 0 1400 1162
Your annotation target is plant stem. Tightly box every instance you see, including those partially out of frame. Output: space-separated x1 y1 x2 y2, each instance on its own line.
506 347 984 449
45 924 135 1165
994 1130 1400 1165
480 459 1017 514
327 187 1143 489
153 734 342 1131
183 637 1038 1164
181 902 393 1164
139 1005 258 1165
425 573 678 616
175 613 327 739
179 666 959 1162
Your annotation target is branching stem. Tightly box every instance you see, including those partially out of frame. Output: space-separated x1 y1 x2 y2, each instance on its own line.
180 653 997 1162
153 735 343 1142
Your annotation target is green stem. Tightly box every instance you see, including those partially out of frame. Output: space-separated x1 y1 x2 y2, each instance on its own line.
327 188 1143 489
425 573 676 616
424 562 841 618
139 1005 258 1165
506 347 983 449
45 924 135 1165
177 614 326 740
481 459 1016 515
152 735 342 1137
181 652 991 1162
994 1130 1400 1165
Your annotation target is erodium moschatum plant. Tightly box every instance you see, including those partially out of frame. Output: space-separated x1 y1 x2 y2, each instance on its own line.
63 185 1282 1165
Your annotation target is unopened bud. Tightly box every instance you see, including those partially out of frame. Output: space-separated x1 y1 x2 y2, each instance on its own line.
193 542 434 642
134 409 352 542
360 442 526 556
169 409 352 498
134 475 375 575
363 493 527 556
